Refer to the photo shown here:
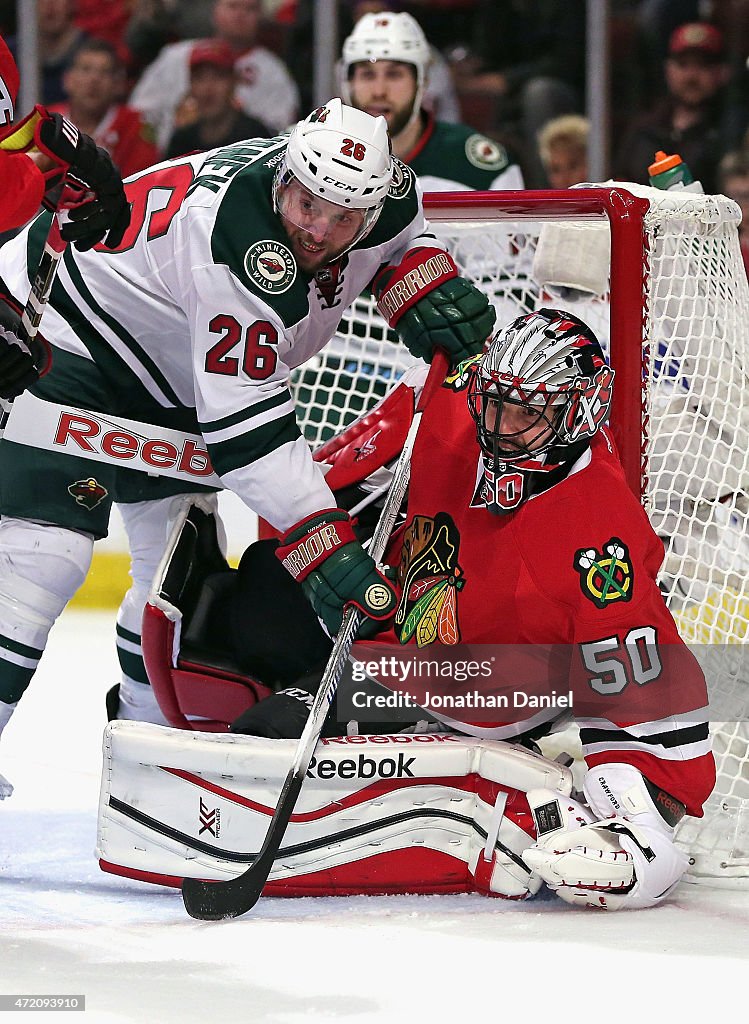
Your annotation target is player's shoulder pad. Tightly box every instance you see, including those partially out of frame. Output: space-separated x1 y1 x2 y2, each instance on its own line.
206 136 311 328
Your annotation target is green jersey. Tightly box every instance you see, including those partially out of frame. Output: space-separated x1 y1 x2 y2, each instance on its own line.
405 114 524 192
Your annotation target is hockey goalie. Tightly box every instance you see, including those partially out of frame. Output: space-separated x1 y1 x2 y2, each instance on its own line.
97 310 715 910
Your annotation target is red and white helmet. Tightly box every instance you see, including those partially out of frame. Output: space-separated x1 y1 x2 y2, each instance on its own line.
468 309 614 465
341 12 430 124
274 98 392 249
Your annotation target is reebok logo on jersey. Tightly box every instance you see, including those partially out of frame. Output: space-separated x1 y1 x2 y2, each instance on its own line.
244 240 296 294
306 752 415 780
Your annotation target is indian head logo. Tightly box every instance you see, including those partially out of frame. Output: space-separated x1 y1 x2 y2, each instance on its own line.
395 512 465 646
67 477 108 510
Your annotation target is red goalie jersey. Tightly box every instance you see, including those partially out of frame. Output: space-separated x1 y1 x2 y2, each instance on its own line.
319 363 715 817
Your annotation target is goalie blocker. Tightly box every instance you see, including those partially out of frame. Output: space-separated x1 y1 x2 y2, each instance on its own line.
97 722 575 899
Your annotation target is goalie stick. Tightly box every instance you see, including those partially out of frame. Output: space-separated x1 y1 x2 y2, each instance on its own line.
181 348 450 921
0 180 89 438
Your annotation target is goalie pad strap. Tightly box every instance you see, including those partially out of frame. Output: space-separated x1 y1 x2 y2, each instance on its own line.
373 247 458 327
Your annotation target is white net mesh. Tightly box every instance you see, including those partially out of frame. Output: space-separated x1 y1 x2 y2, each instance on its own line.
288 188 749 886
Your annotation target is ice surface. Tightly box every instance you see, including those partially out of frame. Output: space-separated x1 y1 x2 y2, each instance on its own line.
1 611 747 1023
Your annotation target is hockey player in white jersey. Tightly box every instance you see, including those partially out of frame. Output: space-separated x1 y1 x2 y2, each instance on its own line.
341 12 524 192
0 99 495 798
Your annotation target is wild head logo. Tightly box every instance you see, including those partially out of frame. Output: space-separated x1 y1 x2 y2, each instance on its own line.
308 105 330 124
68 477 108 510
445 354 481 393
396 512 465 646
574 537 633 608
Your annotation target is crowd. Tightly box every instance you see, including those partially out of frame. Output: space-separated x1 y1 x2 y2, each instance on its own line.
0 2 747 194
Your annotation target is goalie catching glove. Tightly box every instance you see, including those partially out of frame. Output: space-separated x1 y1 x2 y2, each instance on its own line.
33 110 131 251
524 764 689 910
373 247 495 363
276 509 398 636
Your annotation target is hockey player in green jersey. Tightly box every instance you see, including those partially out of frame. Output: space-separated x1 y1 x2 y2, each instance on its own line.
0 99 495 796
341 12 525 192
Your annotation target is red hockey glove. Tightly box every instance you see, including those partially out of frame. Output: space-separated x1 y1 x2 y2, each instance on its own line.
372 246 495 363
276 509 398 637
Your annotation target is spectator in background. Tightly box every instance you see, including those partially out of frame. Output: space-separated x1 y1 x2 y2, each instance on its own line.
614 22 745 195
73 0 132 55
50 38 161 178
718 148 749 275
537 114 590 189
126 2 216 71
165 38 270 157
38 0 88 104
131 0 299 150
342 12 524 190
454 0 585 187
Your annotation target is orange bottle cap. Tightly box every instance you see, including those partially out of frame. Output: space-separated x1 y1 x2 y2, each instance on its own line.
648 151 683 176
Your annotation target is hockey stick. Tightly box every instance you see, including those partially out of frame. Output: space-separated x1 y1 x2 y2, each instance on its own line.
0 180 89 438
181 348 450 920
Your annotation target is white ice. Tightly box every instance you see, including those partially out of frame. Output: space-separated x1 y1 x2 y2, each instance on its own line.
1 610 747 1024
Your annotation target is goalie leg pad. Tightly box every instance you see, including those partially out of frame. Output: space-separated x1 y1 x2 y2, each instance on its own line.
97 724 574 898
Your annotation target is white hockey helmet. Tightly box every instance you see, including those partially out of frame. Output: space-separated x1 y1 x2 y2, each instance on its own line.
274 99 392 249
341 12 430 122
468 309 613 465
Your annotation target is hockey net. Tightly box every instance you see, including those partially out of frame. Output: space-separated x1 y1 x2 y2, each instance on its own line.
289 187 749 888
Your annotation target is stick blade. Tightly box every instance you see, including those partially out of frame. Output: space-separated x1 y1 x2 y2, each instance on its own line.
181 871 264 921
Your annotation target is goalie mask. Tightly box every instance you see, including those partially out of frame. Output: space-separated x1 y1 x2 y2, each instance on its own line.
467 309 614 514
273 98 393 258
341 13 431 132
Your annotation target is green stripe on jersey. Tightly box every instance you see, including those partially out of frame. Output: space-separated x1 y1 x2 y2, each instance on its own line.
208 410 300 475
199 389 291 434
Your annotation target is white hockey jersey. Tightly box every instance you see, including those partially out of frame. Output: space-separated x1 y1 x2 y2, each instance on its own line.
0 137 435 531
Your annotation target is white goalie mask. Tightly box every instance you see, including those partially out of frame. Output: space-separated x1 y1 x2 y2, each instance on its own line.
274 98 393 254
341 12 431 129
467 310 614 514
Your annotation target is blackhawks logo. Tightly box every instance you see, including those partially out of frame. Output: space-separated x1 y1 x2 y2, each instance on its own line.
395 512 465 646
68 477 108 510
445 354 481 392
244 240 296 293
574 537 633 608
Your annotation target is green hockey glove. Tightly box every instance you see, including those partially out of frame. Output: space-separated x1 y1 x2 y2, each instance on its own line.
276 509 398 637
373 246 495 363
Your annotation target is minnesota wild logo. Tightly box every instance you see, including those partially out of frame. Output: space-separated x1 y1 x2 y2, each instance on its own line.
444 354 481 392
395 512 465 646
574 537 633 609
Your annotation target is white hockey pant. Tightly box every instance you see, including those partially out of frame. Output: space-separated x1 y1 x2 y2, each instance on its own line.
116 495 222 725
0 517 93 740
